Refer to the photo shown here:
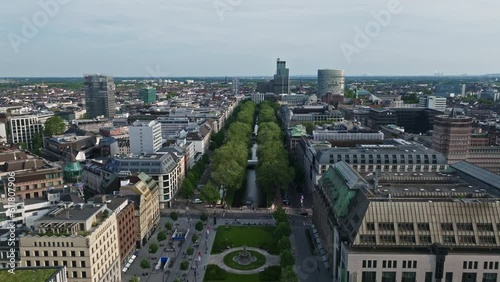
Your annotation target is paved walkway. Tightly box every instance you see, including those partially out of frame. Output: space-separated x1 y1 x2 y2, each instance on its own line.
208 247 280 274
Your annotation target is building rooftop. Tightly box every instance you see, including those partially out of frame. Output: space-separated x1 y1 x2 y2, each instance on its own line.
452 161 500 191
0 267 63 282
39 203 101 221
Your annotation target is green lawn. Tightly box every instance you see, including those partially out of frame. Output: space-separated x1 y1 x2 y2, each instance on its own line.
223 250 266 270
0 268 58 282
212 226 278 254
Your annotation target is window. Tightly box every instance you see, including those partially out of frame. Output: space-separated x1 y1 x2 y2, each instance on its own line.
25 251 30 257
54 261 58 266
479 236 496 245
420 235 432 243
36 261 41 266
52 251 57 256
445 273 453 282
45 261 50 266
418 223 430 231
398 223 414 231
362 271 376 282
62 251 67 257
360 235 376 243
73 271 78 278
43 251 48 256
402 272 416 282
380 235 396 243
400 235 416 243
72 261 77 267
457 223 474 231
425 272 433 282
80 251 85 256
443 236 456 244
81 261 86 268
71 251 76 256
379 223 395 231
381 272 396 282
477 223 494 232
482 273 498 282
34 251 39 256
441 223 453 231
459 236 476 244
82 271 87 278
462 273 477 282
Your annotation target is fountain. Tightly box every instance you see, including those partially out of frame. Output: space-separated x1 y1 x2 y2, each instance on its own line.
233 245 257 266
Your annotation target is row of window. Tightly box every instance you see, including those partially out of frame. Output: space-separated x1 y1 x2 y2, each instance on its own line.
463 261 499 270
359 234 496 245
25 250 84 257
26 259 86 269
361 271 498 282
369 222 495 232
34 241 74 248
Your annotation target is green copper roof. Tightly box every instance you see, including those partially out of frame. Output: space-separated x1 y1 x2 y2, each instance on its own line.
319 162 365 218
64 161 83 172
289 125 307 137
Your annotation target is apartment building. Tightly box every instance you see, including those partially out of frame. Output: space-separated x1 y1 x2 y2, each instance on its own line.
120 173 160 247
313 161 500 282
20 203 121 282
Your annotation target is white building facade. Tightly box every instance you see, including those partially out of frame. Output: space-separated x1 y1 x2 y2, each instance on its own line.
129 120 162 155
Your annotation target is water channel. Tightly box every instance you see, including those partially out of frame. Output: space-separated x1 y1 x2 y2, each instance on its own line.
243 122 260 207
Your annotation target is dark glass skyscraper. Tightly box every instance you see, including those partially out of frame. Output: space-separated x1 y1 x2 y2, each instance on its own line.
273 58 290 94
84 74 116 118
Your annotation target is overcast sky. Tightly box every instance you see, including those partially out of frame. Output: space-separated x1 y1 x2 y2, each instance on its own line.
1 0 499 77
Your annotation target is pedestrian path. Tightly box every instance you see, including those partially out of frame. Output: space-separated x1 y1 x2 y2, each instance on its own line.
208 246 280 274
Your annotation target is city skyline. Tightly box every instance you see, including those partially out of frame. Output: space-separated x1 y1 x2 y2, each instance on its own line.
1 0 499 77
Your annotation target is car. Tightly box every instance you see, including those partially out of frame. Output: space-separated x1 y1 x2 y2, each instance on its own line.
191 199 203 204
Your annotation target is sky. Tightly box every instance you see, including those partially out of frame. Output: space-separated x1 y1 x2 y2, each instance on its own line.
1 0 499 77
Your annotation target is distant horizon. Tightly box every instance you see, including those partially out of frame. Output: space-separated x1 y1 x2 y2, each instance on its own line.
1 74 499 80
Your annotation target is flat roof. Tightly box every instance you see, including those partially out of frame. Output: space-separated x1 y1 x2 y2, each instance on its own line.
0 267 61 282
39 204 101 221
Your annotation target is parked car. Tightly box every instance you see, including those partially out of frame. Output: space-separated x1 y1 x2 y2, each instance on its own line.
191 198 203 204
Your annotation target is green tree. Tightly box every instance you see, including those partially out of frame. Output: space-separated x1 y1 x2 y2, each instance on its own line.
140 259 151 269
180 260 189 271
181 179 195 199
186 247 194 256
157 231 167 242
44 116 66 137
273 207 288 224
192 233 199 244
278 236 291 250
149 243 159 254
195 221 204 231
200 182 221 206
31 132 43 155
165 221 173 231
280 250 295 268
200 212 208 222
129 275 140 282
170 212 178 221
274 222 292 239
280 266 299 282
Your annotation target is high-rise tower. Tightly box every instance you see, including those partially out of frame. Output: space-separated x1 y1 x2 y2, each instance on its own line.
432 109 472 164
273 58 290 94
84 74 116 118
317 69 345 97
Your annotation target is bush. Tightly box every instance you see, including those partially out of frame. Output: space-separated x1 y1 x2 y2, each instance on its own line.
192 233 199 244
195 221 204 231
186 247 194 256
258 266 281 281
200 212 208 222
170 212 178 221
273 207 288 224
204 264 228 280
165 221 173 231
180 260 189 271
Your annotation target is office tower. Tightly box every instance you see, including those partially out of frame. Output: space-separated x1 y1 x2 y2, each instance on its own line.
317 69 345 97
8 115 43 148
419 96 447 112
129 120 162 155
432 109 472 164
232 79 239 95
84 74 116 118
140 87 156 104
273 58 290 94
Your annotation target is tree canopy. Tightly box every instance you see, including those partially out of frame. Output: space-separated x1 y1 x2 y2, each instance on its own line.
44 116 66 137
200 182 221 205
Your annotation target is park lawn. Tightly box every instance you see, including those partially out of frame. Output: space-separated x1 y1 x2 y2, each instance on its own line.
205 272 262 282
212 226 278 255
